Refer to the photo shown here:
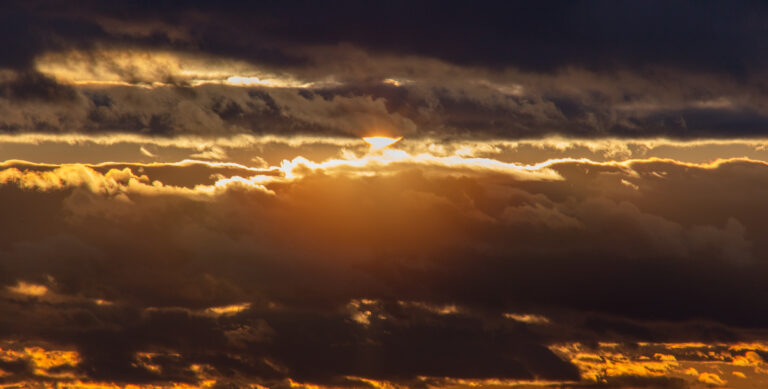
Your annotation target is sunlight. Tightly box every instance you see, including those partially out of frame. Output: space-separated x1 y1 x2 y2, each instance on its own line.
363 136 402 151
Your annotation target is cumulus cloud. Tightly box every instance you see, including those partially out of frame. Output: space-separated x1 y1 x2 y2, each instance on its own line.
0 151 767 386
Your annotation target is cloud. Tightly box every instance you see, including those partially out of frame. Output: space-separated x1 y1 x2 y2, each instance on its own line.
2 5 768 139
551 341 768 386
3 2 768 387
44 1 768 76
0 152 768 386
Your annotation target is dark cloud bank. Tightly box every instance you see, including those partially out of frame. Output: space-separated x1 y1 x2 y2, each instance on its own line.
1 159 768 386
2 1 768 139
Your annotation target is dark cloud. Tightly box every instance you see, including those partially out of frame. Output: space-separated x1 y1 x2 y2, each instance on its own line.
1 158 768 385
0 71 78 102
0 2 104 70
3 78 768 139
0 1 767 139
35 0 768 75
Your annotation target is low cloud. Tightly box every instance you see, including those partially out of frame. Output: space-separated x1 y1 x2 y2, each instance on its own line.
0 154 767 386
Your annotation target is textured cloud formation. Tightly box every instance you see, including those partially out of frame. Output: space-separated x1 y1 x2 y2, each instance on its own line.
3 1 768 388
1 1 768 139
2 144 768 387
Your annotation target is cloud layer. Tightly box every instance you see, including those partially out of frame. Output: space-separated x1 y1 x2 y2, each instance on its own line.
3 2 768 387
2 1 768 139
1 147 768 387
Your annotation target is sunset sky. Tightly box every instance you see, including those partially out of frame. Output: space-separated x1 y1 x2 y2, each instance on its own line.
4 1 768 388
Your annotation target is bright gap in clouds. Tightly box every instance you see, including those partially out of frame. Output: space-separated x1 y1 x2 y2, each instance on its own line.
363 136 402 151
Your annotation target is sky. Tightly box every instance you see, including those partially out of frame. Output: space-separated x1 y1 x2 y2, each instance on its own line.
4 1 768 388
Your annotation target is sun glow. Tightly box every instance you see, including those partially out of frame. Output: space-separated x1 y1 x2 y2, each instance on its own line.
363 136 402 151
